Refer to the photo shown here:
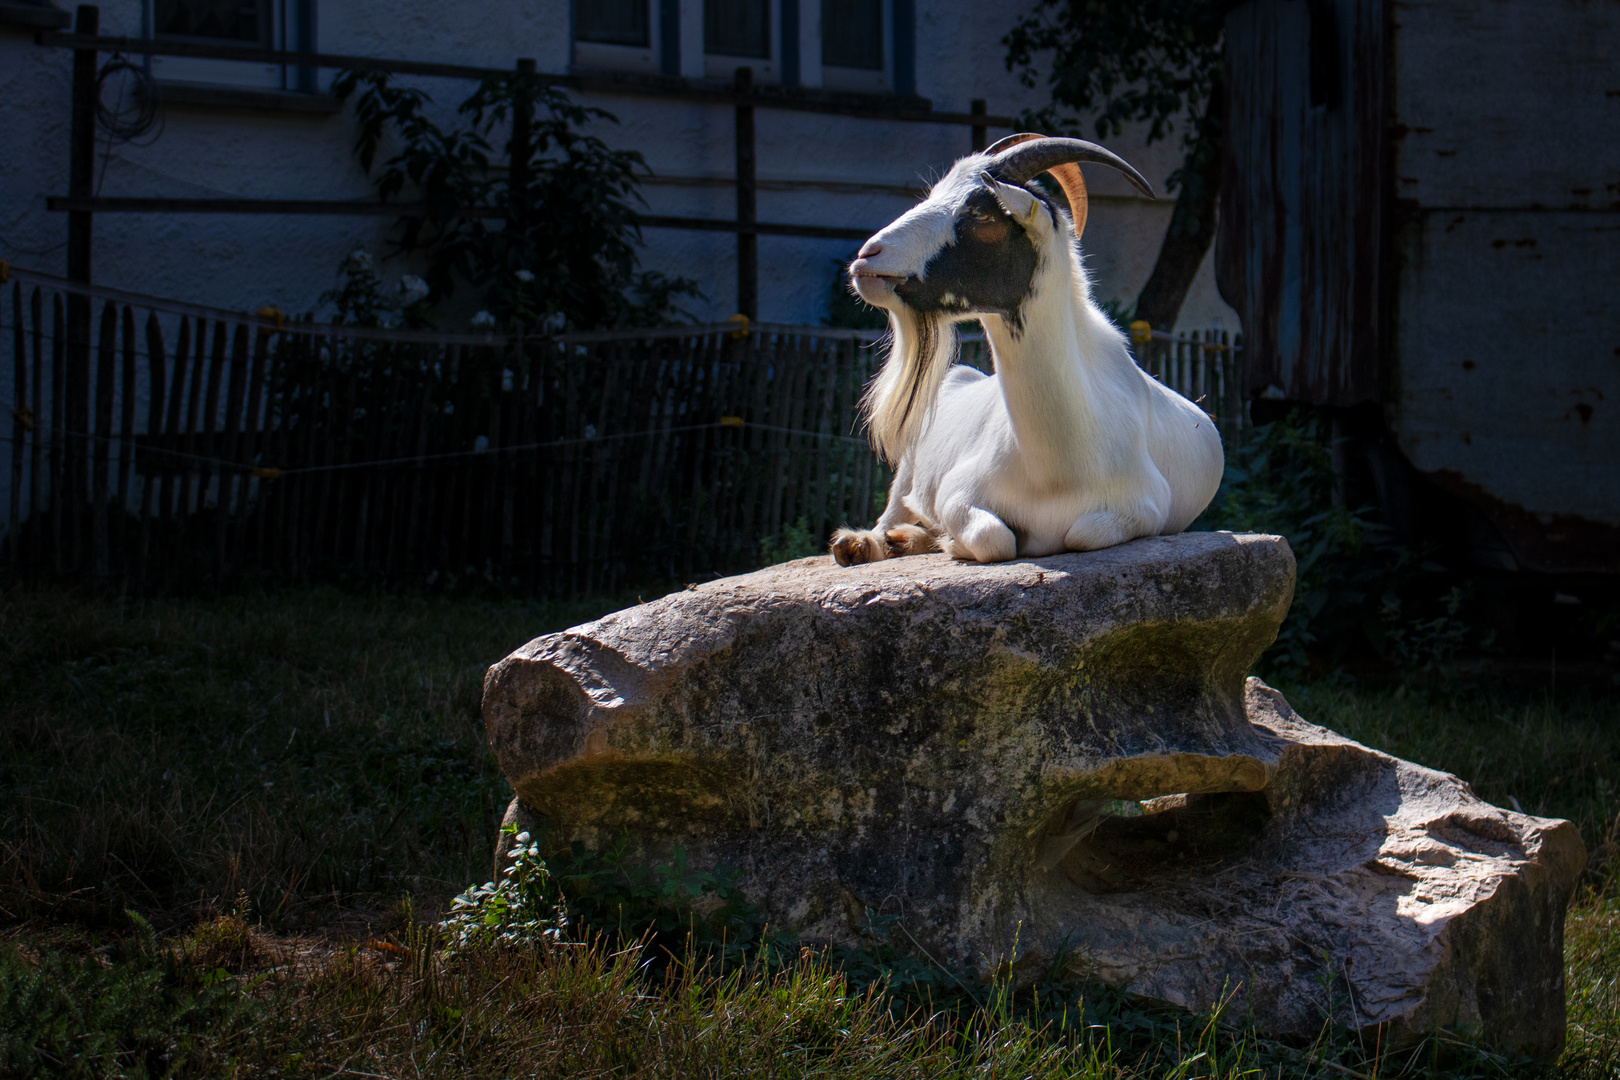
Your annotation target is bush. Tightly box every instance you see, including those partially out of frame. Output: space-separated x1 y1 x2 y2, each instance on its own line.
1193 409 1485 673
331 69 700 332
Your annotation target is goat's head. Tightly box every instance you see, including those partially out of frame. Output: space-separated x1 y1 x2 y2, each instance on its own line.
850 135 1153 325
853 135 1154 461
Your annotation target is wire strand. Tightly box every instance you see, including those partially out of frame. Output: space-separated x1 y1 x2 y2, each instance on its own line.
27 418 872 481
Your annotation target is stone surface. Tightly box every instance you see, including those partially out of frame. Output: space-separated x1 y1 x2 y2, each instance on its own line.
482 532 1583 1055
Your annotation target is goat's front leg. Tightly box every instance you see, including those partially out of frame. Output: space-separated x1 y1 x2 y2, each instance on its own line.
830 457 939 566
829 522 939 565
938 492 1017 563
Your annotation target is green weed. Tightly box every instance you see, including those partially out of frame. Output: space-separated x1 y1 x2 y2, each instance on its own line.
760 515 824 565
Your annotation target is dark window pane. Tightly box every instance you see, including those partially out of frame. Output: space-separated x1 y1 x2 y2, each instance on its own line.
154 0 269 44
577 0 650 47
706 0 770 58
822 0 882 70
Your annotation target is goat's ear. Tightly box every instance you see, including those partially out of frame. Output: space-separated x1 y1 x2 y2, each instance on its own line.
979 173 1044 231
1047 162 1088 238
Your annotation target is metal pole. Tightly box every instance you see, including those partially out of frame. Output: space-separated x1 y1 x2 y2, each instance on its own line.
970 98 986 152
734 66 757 321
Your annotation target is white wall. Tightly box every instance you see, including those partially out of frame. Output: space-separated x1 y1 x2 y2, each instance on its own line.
0 0 1236 332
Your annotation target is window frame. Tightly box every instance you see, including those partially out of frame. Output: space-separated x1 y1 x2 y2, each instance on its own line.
572 0 667 76
702 0 780 81
820 0 881 73
574 0 653 50
819 0 889 93
152 0 274 49
146 0 316 93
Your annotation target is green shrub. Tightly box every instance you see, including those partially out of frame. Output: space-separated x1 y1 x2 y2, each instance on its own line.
1193 409 1482 673
760 516 823 566
330 69 700 331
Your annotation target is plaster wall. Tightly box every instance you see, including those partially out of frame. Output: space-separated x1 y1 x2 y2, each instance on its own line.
1 0 1235 329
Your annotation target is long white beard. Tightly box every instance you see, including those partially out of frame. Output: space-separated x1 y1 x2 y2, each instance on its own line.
864 308 956 464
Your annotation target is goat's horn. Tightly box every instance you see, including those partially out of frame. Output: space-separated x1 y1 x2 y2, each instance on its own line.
983 131 1043 156
986 136 1155 199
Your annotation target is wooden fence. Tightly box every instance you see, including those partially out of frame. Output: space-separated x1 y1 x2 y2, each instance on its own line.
1 269 1242 596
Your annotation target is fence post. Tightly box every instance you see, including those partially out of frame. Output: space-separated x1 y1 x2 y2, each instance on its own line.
734 66 757 321
7 283 22 564
66 5 99 570
1129 320 1152 375
970 99 987 152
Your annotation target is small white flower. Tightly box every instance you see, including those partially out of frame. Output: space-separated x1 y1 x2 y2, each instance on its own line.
470 310 496 329
542 311 566 333
344 248 374 273
584 424 597 440
398 274 430 302
514 269 535 283
514 831 531 844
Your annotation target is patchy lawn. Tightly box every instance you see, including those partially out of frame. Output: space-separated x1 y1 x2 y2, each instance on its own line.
1 583 1615 1078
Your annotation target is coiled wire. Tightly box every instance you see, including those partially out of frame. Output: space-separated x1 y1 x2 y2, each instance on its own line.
95 56 163 144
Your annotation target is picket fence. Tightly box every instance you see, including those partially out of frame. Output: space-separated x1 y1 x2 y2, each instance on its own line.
1 269 1242 597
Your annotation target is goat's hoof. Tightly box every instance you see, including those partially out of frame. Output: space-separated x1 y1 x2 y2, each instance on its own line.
830 527 889 567
884 524 941 557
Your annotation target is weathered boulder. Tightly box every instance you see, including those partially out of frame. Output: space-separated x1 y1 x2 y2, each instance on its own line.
482 532 1583 1055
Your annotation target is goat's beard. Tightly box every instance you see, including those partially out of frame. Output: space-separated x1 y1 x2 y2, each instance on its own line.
864 307 954 464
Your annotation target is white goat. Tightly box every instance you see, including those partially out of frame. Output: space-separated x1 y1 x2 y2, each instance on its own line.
830 134 1224 566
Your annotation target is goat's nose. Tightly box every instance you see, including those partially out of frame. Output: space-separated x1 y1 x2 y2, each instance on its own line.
857 239 884 259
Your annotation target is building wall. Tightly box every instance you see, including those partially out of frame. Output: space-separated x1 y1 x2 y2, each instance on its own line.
1217 0 1619 572
0 0 1236 332
1386 0 1620 571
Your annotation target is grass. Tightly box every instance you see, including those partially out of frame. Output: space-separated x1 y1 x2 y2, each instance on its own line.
0 583 621 927
1 581 1616 1078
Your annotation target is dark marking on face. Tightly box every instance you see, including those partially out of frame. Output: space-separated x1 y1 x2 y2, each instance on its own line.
894 189 1041 331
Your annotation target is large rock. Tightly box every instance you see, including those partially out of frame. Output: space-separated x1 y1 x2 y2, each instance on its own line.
482 532 1583 1055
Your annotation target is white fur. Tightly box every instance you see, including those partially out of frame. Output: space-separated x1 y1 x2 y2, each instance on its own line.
832 155 1224 565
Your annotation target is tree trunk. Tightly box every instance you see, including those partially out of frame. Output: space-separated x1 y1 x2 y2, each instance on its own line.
1132 74 1225 331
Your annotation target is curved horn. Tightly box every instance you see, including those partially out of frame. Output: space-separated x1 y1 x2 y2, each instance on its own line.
987 136 1156 200
983 131 1043 156
981 131 1093 237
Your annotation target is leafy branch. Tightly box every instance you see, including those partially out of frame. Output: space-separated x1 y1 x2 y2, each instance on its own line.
331 69 699 331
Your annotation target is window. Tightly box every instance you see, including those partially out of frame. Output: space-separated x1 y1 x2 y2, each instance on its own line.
821 0 880 70
818 0 889 92
577 0 650 48
706 0 770 58
154 0 271 45
573 0 664 75
149 0 312 92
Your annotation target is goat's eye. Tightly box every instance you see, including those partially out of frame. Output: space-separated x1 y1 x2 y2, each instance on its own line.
963 211 1010 245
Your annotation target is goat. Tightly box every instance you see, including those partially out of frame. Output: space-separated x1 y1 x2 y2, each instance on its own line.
829 134 1225 566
